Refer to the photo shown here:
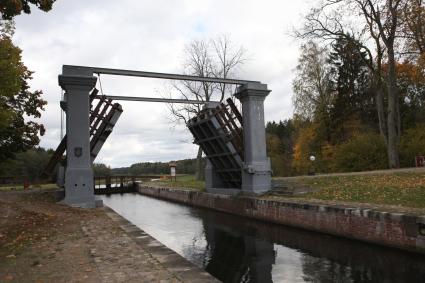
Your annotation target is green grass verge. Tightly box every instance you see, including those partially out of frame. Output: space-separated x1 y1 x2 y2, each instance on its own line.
293 172 425 208
143 175 205 191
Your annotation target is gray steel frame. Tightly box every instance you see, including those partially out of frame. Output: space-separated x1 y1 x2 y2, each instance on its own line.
67 64 258 104
97 95 214 104
65 65 259 85
58 64 272 208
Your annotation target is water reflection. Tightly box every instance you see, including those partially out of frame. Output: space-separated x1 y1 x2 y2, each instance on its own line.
101 193 425 283
199 211 275 282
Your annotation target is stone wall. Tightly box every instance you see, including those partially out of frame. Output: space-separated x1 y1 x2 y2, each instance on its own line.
137 185 425 254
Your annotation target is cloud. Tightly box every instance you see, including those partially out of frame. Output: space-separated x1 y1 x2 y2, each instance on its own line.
13 0 309 167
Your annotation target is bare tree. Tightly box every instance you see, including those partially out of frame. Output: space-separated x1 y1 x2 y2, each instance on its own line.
401 0 425 58
296 0 410 168
168 35 245 180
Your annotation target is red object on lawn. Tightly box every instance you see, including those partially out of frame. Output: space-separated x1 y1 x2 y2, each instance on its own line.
415 156 425 167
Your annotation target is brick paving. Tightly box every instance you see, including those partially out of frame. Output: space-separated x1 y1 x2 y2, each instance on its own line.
81 214 179 283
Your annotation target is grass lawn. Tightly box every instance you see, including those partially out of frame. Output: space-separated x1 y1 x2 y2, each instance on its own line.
290 172 425 208
143 175 205 191
141 171 425 209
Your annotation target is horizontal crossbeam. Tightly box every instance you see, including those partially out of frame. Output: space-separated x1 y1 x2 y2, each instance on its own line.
97 95 219 104
63 65 260 85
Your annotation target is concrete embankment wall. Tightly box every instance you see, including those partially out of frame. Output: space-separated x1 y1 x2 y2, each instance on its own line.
137 185 425 255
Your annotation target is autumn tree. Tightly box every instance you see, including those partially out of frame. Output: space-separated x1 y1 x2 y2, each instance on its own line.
0 21 46 160
0 0 56 19
397 61 425 128
401 0 425 59
296 0 415 168
400 0 425 128
292 122 320 174
168 35 245 180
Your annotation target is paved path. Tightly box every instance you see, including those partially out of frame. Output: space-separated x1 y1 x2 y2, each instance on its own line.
0 190 218 283
86 207 218 283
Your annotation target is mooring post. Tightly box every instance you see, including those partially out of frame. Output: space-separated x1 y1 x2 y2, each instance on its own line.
235 83 272 194
56 163 65 187
59 66 98 208
106 176 111 189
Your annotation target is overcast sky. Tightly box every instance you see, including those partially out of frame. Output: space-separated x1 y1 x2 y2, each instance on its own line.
13 0 311 168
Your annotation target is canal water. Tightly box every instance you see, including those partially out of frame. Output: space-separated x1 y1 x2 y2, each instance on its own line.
101 193 425 283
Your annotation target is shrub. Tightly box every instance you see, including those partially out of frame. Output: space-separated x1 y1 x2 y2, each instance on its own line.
333 132 387 172
400 124 425 167
292 124 320 174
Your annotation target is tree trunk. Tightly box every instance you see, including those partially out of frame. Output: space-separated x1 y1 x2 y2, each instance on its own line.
195 146 204 181
386 47 400 168
375 84 388 146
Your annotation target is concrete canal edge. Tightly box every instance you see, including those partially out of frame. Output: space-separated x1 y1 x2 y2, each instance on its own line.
103 206 220 282
137 185 425 255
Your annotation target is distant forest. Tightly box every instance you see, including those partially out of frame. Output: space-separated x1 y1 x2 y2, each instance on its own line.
109 159 197 176
0 148 198 181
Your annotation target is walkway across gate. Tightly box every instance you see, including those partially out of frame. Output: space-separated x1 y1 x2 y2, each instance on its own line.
93 175 163 195
50 65 272 208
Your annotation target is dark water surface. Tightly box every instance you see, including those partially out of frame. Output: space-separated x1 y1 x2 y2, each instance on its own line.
101 193 425 283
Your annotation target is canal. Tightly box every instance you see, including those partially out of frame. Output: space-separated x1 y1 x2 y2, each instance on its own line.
101 193 425 283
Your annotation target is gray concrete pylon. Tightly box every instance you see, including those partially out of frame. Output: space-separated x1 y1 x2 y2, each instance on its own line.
59 66 97 208
235 83 272 194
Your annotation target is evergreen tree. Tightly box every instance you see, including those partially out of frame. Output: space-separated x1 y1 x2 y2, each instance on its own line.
328 35 375 143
